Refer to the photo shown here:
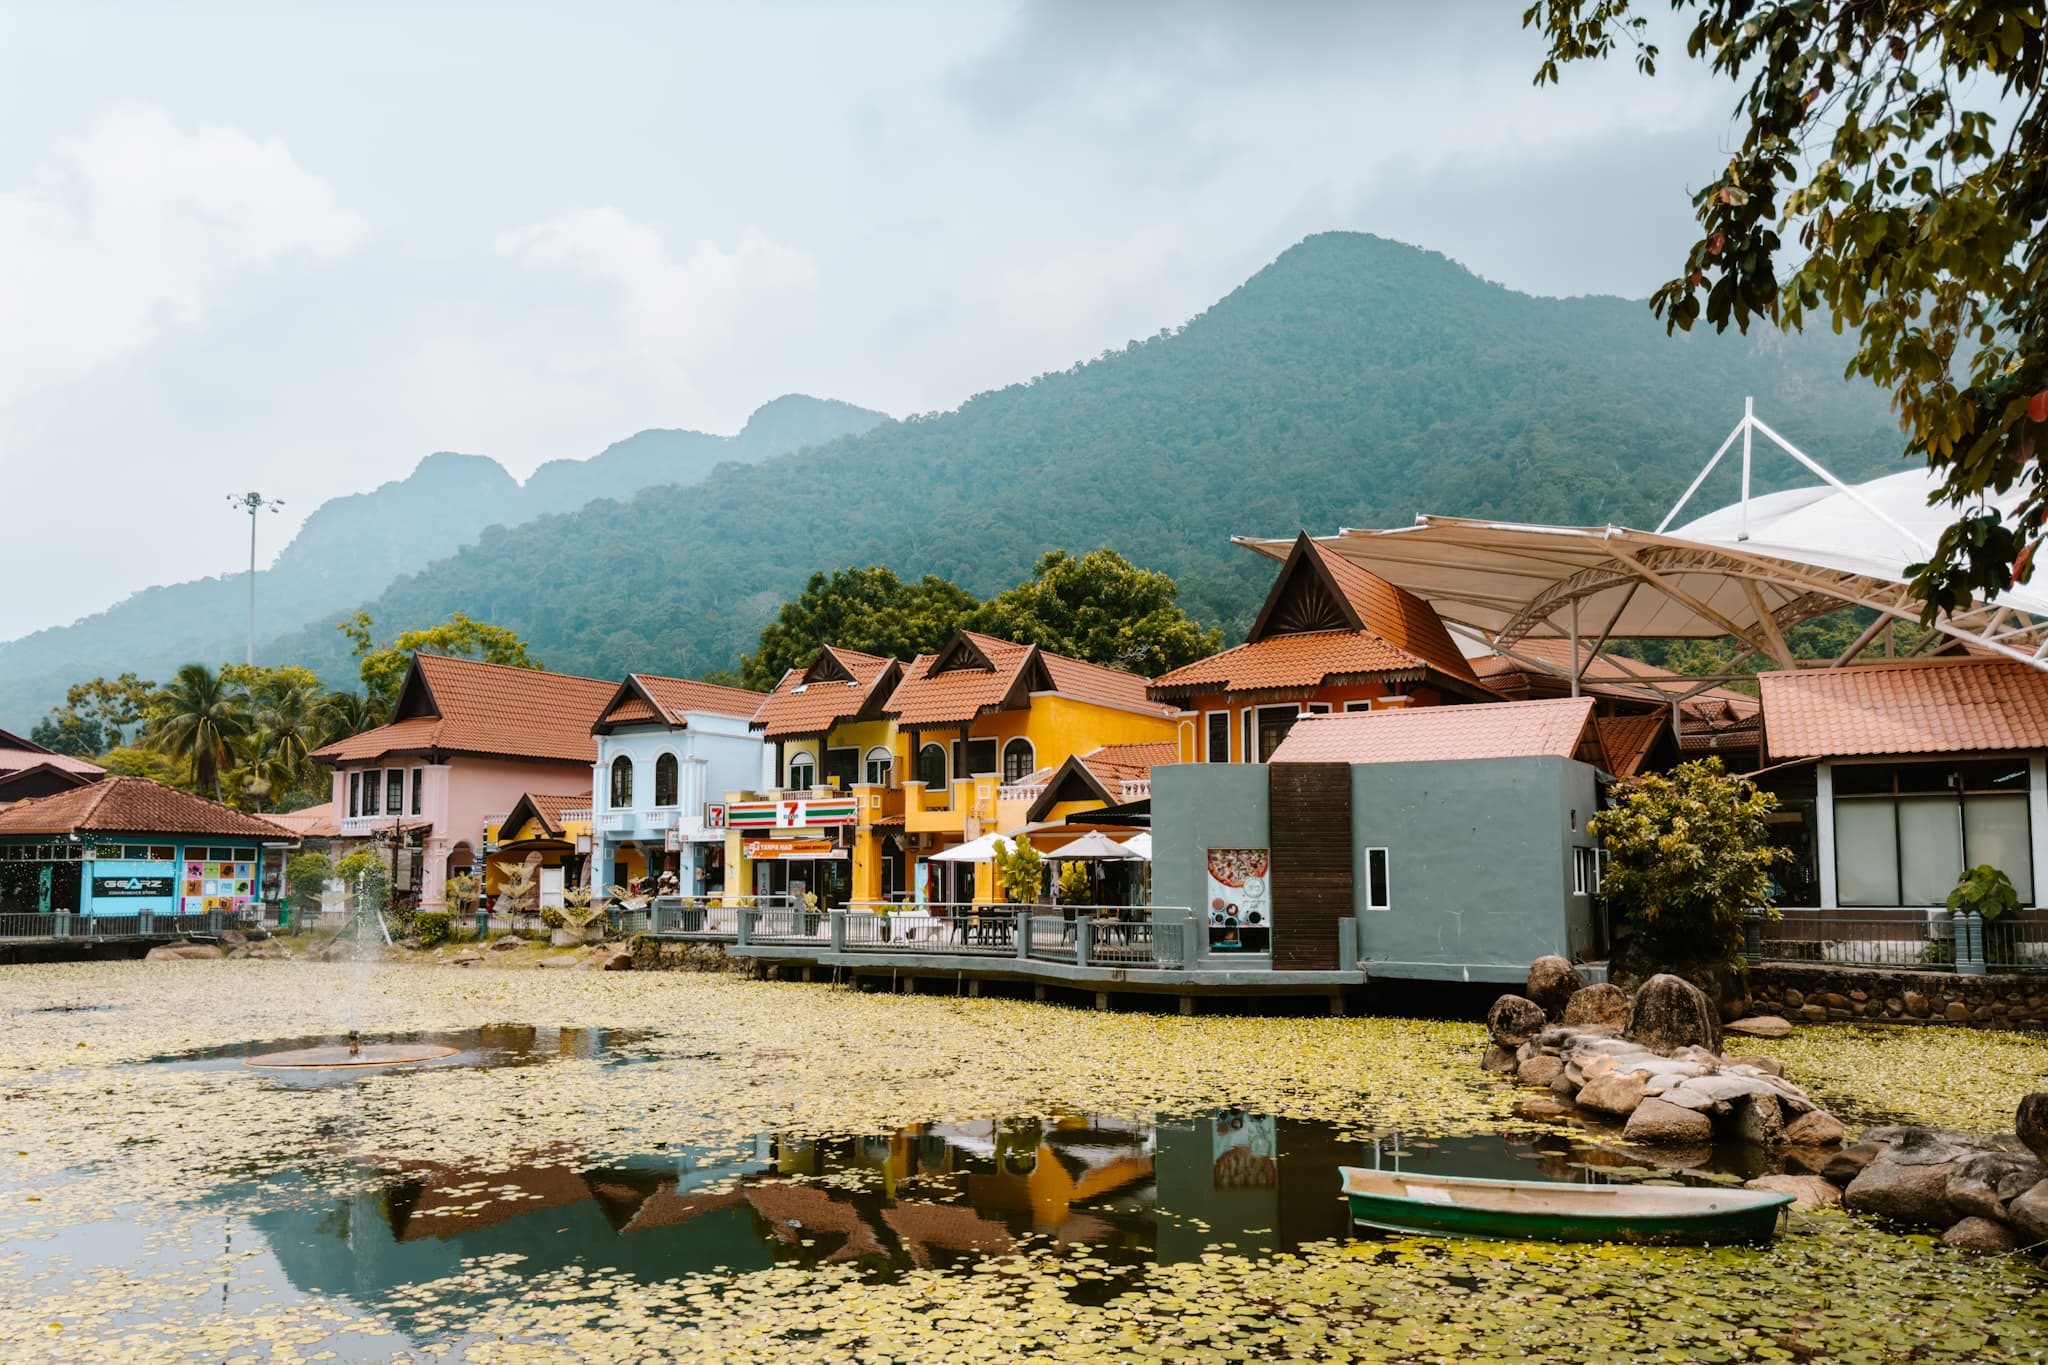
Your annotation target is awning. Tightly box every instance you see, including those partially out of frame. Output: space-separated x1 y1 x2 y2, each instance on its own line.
927 833 1015 863
1045 830 1141 861
1120 833 1152 860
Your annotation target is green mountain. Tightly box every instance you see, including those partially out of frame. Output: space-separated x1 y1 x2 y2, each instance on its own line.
0 395 887 728
251 233 1906 694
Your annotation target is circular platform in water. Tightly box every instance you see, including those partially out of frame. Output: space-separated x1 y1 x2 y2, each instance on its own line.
243 1043 458 1070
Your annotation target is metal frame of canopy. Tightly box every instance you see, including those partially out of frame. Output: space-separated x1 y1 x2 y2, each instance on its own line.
1236 402 2048 694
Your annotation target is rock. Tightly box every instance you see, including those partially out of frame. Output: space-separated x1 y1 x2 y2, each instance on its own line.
1781 1110 1847 1147
1623 1097 1713 1144
2018 1093 2048 1163
1946 1153 2048 1223
1736 1094 1785 1146
1625 974 1722 1056
1561 983 1630 1030
599 949 634 971
1798 1004 1829 1023
1576 1070 1647 1118
1723 1015 1793 1039
1487 995 1547 1048
490 935 522 951
449 950 482 965
2007 1179 2048 1241
1725 1056 1785 1078
1518 1055 1565 1089
1665 1073 1771 1109
537 955 582 970
1525 956 1587 1020
1823 1142 1885 1186
1479 1045 1520 1074
145 943 223 961
1744 1174 1841 1210
1903 990 1929 1017
1843 1159 1959 1228
1512 1095 1578 1124
1550 1074 1579 1097
1862 1125 2032 1165
1945 1001 1970 1022
1942 1216 2021 1253
218 929 248 948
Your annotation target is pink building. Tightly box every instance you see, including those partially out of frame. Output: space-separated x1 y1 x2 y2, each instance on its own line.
311 654 617 912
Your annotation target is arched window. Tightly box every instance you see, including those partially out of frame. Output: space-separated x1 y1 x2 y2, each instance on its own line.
787 752 816 790
864 746 893 786
654 753 679 807
1002 738 1036 784
609 755 634 809
917 743 947 790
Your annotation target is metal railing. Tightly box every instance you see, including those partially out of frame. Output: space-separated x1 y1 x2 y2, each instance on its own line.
740 899 827 944
649 898 740 937
840 904 1021 956
0 910 228 940
1982 916 2048 972
1749 908 2048 974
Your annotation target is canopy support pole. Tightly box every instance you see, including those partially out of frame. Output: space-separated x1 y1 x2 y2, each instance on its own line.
1739 395 1754 541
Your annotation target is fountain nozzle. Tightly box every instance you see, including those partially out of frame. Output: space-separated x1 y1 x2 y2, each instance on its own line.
346 1030 360 1057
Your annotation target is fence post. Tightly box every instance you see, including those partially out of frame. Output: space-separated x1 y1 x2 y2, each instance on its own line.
1958 911 1987 976
1017 913 1033 961
54 912 69 940
140 909 154 937
736 907 752 949
1743 908 1763 967
829 909 847 953
1076 918 1094 968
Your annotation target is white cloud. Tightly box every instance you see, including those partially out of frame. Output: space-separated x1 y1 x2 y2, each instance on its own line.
0 109 363 406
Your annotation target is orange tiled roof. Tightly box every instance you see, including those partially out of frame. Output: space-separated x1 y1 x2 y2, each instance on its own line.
599 674 766 730
1079 741 1180 787
0 775 295 839
266 802 341 839
886 632 1172 728
753 647 900 739
312 654 617 767
1307 539 1480 684
1593 713 1668 778
0 731 103 779
1759 659 2048 759
1269 697 1598 765
499 790 593 840
1149 630 1464 700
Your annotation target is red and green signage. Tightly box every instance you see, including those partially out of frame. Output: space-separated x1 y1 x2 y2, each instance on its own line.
727 797 860 829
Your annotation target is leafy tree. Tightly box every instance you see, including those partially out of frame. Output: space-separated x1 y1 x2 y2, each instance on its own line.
992 835 1046 906
335 846 391 916
50 673 156 750
143 663 250 801
1587 758 1786 969
1524 1 2048 619
349 611 543 710
285 851 336 917
968 548 1223 677
323 690 389 738
30 713 104 758
96 745 183 783
739 567 977 689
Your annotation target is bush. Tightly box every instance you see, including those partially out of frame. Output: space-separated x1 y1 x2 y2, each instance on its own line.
992 835 1045 905
1588 758 1786 970
1058 860 1091 906
1947 864 2020 920
285 851 334 916
414 911 452 948
539 906 565 930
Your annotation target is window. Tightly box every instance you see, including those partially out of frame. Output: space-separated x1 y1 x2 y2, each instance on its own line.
1002 738 1036 784
1304 702 1333 715
864 746 893 786
363 769 380 816
787 752 816 790
654 753 679 807
1573 847 1600 897
349 772 361 817
1833 762 2035 905
1205 712 1230 762
1251 705 1300 762
824 746 859 790
92 843 175 862
386 770 404 816
1345 700 1375 713
610 755 634 809
960 737 998 776
410 768 423 816
917 743 947 789
1365 847 1390 911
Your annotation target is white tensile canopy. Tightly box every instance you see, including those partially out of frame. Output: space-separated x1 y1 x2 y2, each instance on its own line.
1236 404 2048 680
1119 832 1153 860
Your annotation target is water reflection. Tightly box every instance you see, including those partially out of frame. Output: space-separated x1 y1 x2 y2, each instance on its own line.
144 1025 656 1082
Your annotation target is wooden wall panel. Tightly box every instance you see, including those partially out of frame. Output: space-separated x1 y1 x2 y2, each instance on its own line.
1269 762 1353 971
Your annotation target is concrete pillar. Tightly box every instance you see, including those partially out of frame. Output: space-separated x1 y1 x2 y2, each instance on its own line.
1178 996 1195 1017
1094 991 1110 1011
968 979 981 998
1815 762 1838 909
418 838 452 913
1033 983 1046 1003
1329 992 1346 1018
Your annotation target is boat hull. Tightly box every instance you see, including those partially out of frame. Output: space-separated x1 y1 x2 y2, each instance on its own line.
1341 1170 1791 1246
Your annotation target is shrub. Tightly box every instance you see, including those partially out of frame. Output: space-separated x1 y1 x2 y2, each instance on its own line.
539 906 566 930
1587 757 1786 970
1058 860 1091 906
414 911 452 948
1947 864 2020 921
334 848 390 916
285 851 334 916
992 836 1045 904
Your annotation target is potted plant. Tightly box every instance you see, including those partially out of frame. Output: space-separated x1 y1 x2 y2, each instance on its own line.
557 883 604 946
1947 864 2021 966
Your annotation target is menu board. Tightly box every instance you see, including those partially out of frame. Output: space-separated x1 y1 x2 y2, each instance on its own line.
180 859 255 917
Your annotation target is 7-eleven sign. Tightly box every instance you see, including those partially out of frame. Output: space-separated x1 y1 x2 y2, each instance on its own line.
727 797 858 829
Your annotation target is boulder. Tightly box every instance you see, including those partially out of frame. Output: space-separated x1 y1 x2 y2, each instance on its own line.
1513 1095 1579 1123
1487 995 1547 1048
1822 1142 1885 1186
217 929 248 948
1946 1153 2048 1224
490 935 522 951
537 955 583 970
2018 1093 2048 1164
1843 1159 1959 1228
1625 974 1722 1056
1525 956 1587 1020
1744 1174 1841 1210
1479 1045 1520 1074
1518 1055 1565 1089
2007 1179 2048 1241
1862 1125 2032 1165
1725 1056 1784 1078
1623 1097 1713 1144
1576 1070 1647 1118
598 948 634 971
1561 983 1631 1030
1942 1216 2022 1254
1781 1110 1847 1147
449 950 482 965
1735 1094 1785 1147
145 943 223 962
1664 1073 1770 1110
1723 1015 1793 1039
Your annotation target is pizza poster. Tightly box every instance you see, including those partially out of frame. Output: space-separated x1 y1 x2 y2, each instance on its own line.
1205 848 1270 931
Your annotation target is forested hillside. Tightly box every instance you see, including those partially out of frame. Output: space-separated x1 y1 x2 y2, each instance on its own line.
0 395 885 726
257 233 1906 691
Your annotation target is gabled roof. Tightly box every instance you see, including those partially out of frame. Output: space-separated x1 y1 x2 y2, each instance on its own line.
498 791 593 842
1018 741 1181 823
594 673 765 733
752 646 902 740
1592 713 1672 779
885 631 1171 728
1149 534 1488 702
0 761 102 802
265 802 341 839
0 727 55 755
0 731 104 779
1269 697 1600 765
0 776 294 839
1759 658 2048 759
312 654 617 767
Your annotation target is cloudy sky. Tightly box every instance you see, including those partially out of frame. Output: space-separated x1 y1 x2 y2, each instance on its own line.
0 1 1733 641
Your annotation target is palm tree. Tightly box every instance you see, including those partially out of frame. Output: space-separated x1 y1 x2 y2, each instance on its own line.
256 682 330 791
145 664 250 801
321 690 387 742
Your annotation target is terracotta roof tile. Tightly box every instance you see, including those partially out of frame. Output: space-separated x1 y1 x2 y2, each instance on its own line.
753 647 900 739
1759 659 2048 759
0 775 295 839
266 802 341 839
1593 713 1668 778
1269 698 1598 765
500 790 593 839
312 655 616 766
886 633 1172 728
624 674 767 725
1079 741 1181 788
1307 539 1481 685
0 736 103 779
1149 630 1446 698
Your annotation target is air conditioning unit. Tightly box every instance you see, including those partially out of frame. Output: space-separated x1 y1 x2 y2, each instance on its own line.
907 832 932 850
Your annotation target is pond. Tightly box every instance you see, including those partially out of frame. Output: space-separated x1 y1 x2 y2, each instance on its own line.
3 962 2046 1362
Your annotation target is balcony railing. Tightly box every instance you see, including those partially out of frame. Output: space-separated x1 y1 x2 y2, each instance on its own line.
0 911 229 940
1748 908 2048 974
561 808 592 824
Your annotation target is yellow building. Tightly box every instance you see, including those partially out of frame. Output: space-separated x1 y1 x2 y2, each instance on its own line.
482 791 594 909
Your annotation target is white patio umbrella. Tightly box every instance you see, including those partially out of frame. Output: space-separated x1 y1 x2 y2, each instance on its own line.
1119 832 1152 861
928 832 1012 862
1047 830 1141 860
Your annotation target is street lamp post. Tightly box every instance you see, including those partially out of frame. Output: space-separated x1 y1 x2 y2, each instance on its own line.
226 491 284 666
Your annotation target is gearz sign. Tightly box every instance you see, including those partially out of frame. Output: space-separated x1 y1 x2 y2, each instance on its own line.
92 875 175 898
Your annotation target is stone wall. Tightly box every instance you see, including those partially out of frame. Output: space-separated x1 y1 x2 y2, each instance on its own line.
1751 963 2048 1031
